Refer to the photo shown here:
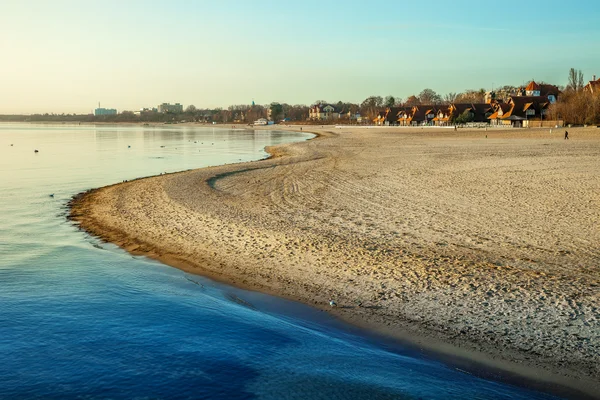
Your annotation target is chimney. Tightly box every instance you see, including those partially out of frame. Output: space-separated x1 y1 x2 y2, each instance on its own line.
594 74 597 81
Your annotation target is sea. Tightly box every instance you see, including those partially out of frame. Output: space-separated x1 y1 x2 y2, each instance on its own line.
0 123 562 399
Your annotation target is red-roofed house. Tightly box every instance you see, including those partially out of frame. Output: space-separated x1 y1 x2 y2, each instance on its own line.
521 80 559 103
525 81 541 96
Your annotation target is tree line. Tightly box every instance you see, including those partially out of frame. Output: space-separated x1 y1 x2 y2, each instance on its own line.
549 68 600 125
3 70 597 125
0 88 490 124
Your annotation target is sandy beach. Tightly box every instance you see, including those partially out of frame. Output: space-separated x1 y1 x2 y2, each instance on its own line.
70 125 600 397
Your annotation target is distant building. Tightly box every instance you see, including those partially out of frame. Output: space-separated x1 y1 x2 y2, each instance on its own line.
397 105 438 126
94 107 117 116
520 81 559 103
584 75 600 94
158 103 183 113
373 107 402 126
309 104 340 120
488 96 551 128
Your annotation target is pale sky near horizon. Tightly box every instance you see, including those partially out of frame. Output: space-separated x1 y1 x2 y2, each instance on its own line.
1 0 599 114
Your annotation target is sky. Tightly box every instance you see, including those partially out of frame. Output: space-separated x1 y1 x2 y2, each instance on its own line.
1 0 599 114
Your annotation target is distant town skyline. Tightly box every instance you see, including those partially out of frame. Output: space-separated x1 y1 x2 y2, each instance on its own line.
1 0 599 114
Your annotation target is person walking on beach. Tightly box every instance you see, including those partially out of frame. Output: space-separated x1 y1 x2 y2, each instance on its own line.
564 130 569 140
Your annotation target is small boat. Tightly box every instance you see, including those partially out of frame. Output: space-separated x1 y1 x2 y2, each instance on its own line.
253 118 268 126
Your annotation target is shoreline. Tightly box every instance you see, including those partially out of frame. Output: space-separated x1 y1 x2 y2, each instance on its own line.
69 125 599 399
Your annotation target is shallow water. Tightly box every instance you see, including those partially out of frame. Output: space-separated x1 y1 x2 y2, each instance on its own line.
0 123 561 399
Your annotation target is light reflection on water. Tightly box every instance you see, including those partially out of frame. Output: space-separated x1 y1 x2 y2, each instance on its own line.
0 124 560 399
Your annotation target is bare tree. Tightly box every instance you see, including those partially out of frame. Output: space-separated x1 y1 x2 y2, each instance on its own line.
567 68 584 92
405 95 420 106
360 96 384 120
494 85 519 102
551 90 600 125
455 89 485 104
443 92 458 104
418 88 442 104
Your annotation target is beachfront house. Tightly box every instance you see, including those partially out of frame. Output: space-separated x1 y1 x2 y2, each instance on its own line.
432 106 451 126
374 107 402 126
309 104 340 121
412 105 437 126
488 96 550 127
521 81 559 103
397 105 437 126
397 107 413 126
449 103 493 124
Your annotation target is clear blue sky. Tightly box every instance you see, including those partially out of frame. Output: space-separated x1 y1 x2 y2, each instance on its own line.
1 0 599 113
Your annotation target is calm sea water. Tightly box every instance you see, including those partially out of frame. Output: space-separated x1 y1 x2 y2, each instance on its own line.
0 123 561 399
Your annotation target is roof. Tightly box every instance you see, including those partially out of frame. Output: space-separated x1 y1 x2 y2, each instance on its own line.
585 78 600 93
509 96 550 108
499 103 512 113
488 103 513 119
411 105 437 121
493 96 551 120
395 106 413 116
311 104 338 112
385 107 402 122
539 84 559 97
525 80 541 91
451 103 491 122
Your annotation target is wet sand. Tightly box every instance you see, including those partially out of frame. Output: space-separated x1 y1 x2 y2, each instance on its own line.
70 125 600 397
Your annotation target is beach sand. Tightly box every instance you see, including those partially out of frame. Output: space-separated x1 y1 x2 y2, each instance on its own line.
70 125 600 397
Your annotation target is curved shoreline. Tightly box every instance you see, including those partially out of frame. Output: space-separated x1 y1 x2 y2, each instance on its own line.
69 125 600 399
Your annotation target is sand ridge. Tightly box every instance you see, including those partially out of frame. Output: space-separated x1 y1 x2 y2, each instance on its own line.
70 125 600 396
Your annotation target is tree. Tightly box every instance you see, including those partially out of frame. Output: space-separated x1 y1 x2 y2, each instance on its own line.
269 102 283 121
185 105 197 113
551 90 600 125
455 89 485 104
443 92 458 104
567 68 584 92
246 104 266 122
405 95 420 106
418 88 442 104
384 95 396 108
286 104 309 121
454 109 475 124
360 96 383 120
115 111 137 122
